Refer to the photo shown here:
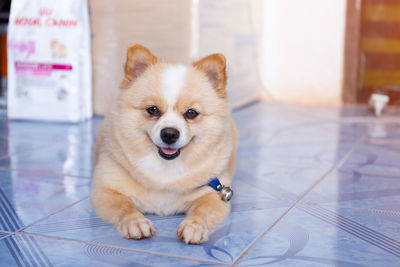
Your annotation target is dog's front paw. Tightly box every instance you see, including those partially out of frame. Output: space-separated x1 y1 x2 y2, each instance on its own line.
117 214 155 240
177 218 208 244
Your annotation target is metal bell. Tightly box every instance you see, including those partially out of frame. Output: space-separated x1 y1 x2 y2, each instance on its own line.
220 186 233 202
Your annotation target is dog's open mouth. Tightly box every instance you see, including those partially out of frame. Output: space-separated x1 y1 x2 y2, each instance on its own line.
158 147 181 160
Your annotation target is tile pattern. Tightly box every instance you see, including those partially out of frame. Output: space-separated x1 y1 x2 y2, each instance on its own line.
0 102 399 266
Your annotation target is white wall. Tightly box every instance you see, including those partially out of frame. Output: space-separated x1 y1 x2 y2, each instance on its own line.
261 0 347 105
198 0 263 108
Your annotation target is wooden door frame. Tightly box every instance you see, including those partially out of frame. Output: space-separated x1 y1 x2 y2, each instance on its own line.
342 0 362 103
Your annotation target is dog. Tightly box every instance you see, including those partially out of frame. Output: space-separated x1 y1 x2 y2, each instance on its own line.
50 39 67 58
90 44 238 244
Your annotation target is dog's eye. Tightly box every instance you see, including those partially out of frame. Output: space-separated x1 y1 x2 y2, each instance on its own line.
146 106 161 117
184 109 199 120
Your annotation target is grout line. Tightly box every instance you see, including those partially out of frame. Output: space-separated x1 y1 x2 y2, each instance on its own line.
231 135 366 266
0 234 11 241
13 232 230 266
323 117 400 123
232 99 261 112
51 172 92 179
235 189 399 218
0 230 14 241
311 204 400 217
0 142 58 162
363 138 400 145
245 101 400 123
18 197 89 233
0 167 92 180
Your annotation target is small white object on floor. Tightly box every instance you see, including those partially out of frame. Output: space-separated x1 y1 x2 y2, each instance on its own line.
369 93 389 116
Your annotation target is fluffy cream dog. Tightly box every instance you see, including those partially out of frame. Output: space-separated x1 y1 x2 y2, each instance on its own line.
91 44 238 244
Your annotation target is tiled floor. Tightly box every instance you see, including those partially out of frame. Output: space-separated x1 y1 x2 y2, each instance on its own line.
0 102 399 266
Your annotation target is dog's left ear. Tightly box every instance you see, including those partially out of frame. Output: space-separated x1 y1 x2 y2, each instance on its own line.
193 54 227 98
120 44 158 89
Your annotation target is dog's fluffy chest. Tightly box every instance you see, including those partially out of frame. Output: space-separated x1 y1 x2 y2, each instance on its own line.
129 189 197 216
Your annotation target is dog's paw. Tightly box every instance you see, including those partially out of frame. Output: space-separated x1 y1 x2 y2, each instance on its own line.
117 215 155 239
177 218 208 244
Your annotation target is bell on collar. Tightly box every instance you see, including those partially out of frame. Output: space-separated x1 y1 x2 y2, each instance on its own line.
220 186 233 202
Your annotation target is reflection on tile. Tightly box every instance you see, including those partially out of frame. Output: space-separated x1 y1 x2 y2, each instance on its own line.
0 117 102 177
0 140 94 177
0 170 89 232
0 102 399 265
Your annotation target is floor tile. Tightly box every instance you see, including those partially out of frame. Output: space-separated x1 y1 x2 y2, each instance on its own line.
366 122 400 141
20 162 297 265
0 102 399 266
0 117 102 177
0 233 222 267
0 117 102 142
235 207 400 266
304 142 400 207
0 140 94 177
23 196 291 265
342 142 400 173
300 142 400 243
235 137 399 266
235 107 368 169
233 166 328 206
304 169 400 211
0 170 89 232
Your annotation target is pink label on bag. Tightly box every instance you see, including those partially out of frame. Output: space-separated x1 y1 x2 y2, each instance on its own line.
15 61 73 76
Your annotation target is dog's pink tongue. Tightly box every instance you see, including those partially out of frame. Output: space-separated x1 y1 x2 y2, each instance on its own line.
161 147 178 155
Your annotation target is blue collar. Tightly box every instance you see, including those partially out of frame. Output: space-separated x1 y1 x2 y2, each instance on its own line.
208 177 224 192
201 177 233 201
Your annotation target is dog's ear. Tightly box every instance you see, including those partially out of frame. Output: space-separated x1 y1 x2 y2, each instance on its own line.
120 44 158 89
193 54 227 98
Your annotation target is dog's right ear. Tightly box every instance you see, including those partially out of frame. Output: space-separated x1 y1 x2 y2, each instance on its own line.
120 44 158 89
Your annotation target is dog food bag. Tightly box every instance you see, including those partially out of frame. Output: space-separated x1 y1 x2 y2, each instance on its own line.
7 0 92 122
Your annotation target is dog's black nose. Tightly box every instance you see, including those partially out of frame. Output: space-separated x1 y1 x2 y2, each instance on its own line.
160 128 180 145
